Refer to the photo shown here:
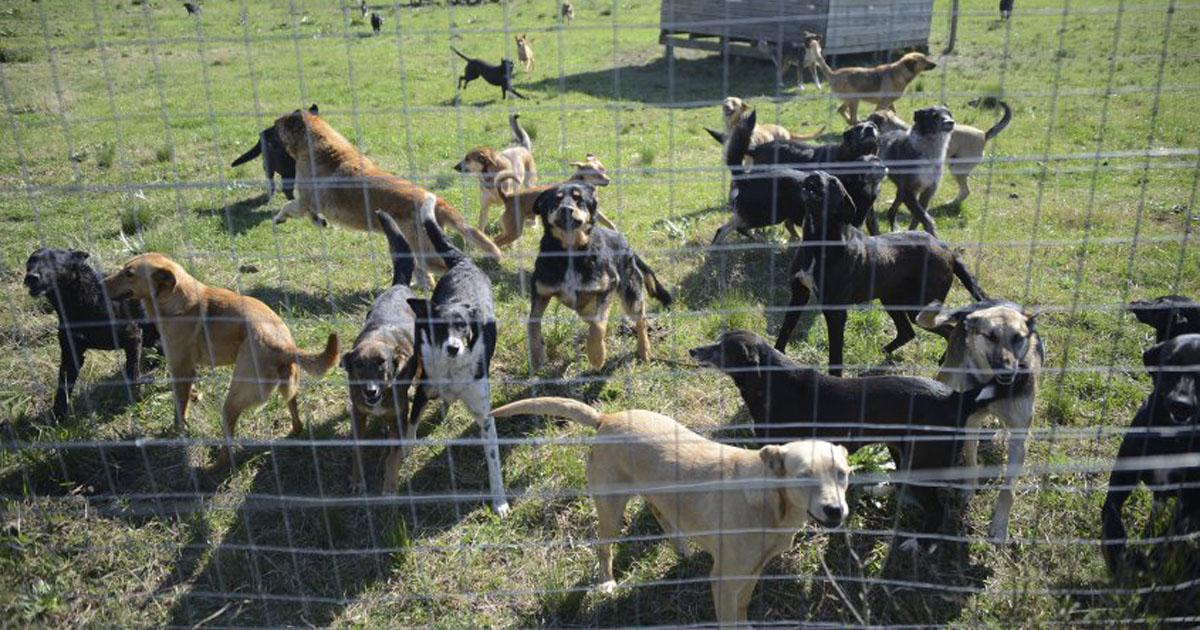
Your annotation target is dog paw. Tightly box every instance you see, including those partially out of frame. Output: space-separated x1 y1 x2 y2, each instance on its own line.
596 580 617 595
898 537 921 554
493 501 511 518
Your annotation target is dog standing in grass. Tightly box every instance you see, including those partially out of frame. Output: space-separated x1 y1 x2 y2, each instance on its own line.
809 38 938 123
454 114 537 231
515 34 534 73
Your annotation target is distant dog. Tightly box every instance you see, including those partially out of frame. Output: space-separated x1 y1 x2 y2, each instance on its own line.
491 396 849 626
370 12 382 33
230 104 317 201
271 108 502 289
1127 295 1200 343
869 100 1012 203
691 330 1015 541
489 154 614 248
1101 333 1200 577
407 193 509 516
810 39 938 123
451 47 526 100
183 2 200 15
714 97 823 149
103 253 338 469
454 113 538 230
878 105 957 236
25 248 161 418
755 32 823 91
560 1 574 23
515 34 534 73
343 211 420 494
527 183 672 371
774 170 988 374
1000 0 1014 19
917 299 1044 541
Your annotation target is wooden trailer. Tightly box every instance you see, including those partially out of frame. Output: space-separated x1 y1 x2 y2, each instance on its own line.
660 0 935 60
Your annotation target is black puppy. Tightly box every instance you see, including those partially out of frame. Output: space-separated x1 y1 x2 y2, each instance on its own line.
342 210 419 494
370 12 382 34
1000 0 1014 19
691 330 1015 538
24 248 161 418
1127 295 1200 343
230 103 318 200
183 2 200 15
775 171 988 375
451 47 526 100
1101 333 1200 577
406 193 509 516
878 105 956 236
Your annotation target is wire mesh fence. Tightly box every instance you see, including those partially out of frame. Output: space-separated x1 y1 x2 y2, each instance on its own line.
0 0 1198 626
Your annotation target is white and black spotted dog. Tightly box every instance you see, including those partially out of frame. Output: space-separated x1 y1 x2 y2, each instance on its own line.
407 192 508 516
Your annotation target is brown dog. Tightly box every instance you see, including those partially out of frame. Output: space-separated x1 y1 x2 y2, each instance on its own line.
103 253 339 468
721 97 822 147
454 114 537 231
271 108 501 288
810 40 938 124
491 397 849 626
515 34 534 73
488 154 614 248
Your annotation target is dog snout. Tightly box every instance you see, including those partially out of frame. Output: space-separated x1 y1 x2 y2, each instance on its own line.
822 503 845 524
445 339 463 357
453 161 465 172
362 382 383 403
1166 396 1194 423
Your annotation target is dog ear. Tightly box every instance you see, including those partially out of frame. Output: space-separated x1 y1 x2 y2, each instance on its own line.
69 249 90 261
407 298 432 323
308 103 318 114
533 187 560 221
705 128 726 144
1142 341 1168 384
151 267 175 291
759 445 787 477
339 352 351 371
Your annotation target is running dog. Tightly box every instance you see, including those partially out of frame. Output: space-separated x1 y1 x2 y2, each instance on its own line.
229 103 318 200
451 47 526 100
454 113 538 230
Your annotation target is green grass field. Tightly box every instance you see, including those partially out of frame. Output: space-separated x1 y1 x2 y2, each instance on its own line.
1 0 1198 626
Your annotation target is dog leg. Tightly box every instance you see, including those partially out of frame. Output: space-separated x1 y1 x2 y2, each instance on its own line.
381 417 416 494
648 503 689 557
961 411 985 499
582 299 612 370
908 188 939 236
885 195 904 232
527 292 551 372
595 210 617 230
493 205 523 248
711 217 742 244
478 412 510 517
592 491 632 593
273 199 299 224
169 360 196 433
988 426 1029 542
349 404 370 494
882 308 916 355
775 273 813 352
478 190 492 231
53 336 85 418
711 561 759 627
825 308 848 377
953 173 970 204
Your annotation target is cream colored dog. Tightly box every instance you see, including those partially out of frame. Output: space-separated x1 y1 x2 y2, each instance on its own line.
454 113 538 231
721 96 822 146
515 34 534 73
491 397 850 627
810 39 938 124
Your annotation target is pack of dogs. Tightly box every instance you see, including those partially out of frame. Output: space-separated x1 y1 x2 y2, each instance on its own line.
21 19 1198 625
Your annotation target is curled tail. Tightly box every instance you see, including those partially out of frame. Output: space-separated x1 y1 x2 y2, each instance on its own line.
983 101 1012 141
450 46 472 62
230 136 264 167
375 210 414 287
952 256 988 301
432 196 504 259
492 397 600 428
296 333 339 376
509 114 532 151
787 125 826 142
634 255 673 307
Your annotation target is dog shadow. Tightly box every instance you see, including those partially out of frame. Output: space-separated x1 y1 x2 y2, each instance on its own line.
247 286 375 319
522 54 780 105
5 364 164 439
195 192 276 236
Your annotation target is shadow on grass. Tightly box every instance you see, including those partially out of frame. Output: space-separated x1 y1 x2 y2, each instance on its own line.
196 192 276 236
247 285 376 319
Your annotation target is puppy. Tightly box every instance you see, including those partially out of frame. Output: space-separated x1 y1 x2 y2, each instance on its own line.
916 299 1044 541
527 183 673 371
271 108 502 289
451 47 526 100
230 104 318 200
489 154 614 248
515 34 534 73
1127 295 1200 343
809 39 938 124
774 171 988 374
756 32 823 91
454 113 538 230
25 248 161 418
1000 0 1014 19
869 100 1012 203
183 2 200 15
103 253 338 469
691 330 1015 539
343 211 420 494
406 193 508 516
1101 333 1200 576
560 1 574 23
716 97 823 149
370 12 382 33
878 105 957 236
491 396 849 626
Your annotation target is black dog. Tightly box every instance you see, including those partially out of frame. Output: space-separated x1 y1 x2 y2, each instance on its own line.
451 47 525 100
775 171 988 375
230 104 318 200
370 12 382 34
691 330 1016 538
1127 295 1200 343
878 105 956 236
183 2 200 15
24 248 160 418
1000 0 1014 19
1101 333 1200 577
342 211 419 494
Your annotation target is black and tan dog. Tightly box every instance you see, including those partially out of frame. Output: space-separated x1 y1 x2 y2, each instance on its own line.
342 211 420 494
774 171 988 375
1101 333 1200 577
527 182 672 371
451 47 526 100
25 248 161 418
229 104 317 200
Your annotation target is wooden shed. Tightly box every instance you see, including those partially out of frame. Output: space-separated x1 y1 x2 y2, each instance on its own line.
660 0 935 59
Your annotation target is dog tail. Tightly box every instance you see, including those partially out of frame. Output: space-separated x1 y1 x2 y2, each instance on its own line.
296 333 340 376
509 114 532 151
230 138 263 167
431 195 504 260
704 128 726 145
416 193 469 269
982 100 1012 141
635 255 673 308
374 210 414 287
787 125 826 142
492 397 600 428
450 46 471 62
952 256 988 302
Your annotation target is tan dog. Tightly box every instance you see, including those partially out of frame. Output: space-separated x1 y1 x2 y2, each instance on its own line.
488 154 614 248
917 299 1043 542
515 34 534 73
271 108 501 289
560 1 574 23
868 100 1011 203
103 253 339 469
491 397 849 627
454 113 537 232
810 40 938 124
721 96 822 146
